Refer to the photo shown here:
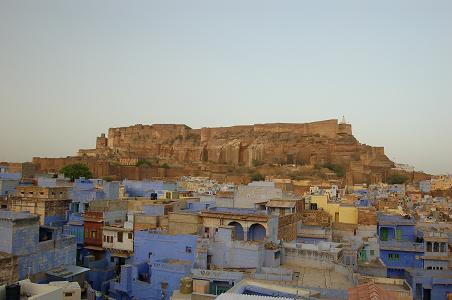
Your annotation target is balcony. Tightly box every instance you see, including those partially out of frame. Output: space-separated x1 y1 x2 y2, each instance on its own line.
380 240 424 252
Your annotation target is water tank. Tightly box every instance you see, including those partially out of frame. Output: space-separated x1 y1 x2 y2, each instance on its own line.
180 277 193 294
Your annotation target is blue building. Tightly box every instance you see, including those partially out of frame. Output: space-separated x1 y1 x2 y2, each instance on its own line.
70 178 120 214
109 232 197 300
109 263 160 300
0 211 76 280
407 227 452 300
419 181 431 193
83 255 117 293
0 178 19 198
0 168 20 200
0 171 21 180
122 180 177 198
377 213 424 278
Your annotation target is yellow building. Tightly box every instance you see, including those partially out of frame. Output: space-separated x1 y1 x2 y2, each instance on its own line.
308 195 358 224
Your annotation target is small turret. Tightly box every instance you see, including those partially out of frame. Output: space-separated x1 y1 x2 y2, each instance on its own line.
338 116 352 135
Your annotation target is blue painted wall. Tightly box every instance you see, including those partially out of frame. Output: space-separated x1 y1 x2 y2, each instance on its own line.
70 179 120 214
84 256 117 292
123 180 177 197
134 232 197 264
419 181 431 193
380 250 423 269
0 173 21 180
0 179 19 196
109 264 161 300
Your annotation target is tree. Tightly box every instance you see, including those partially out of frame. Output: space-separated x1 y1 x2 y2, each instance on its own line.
60 163 93 182
136 159 153 168
251 172 265 181
387 174 408 184
323 163 345 178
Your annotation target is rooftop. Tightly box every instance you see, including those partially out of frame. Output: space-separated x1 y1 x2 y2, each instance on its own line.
348 282 399 300
46 265 90 279
0 210 38 222
377 213 415 226
226 279 315 299
204 207 267 216
265 199 298 209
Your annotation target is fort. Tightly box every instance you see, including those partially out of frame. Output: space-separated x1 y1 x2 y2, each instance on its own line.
32 119 394 184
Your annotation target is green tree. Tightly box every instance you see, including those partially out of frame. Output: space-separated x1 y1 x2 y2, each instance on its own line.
387 174 408 184
323 163 345 177
60 163 93 182
136 159 153 168
251 172 265 181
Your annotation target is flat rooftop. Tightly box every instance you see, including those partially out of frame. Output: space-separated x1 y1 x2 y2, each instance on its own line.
0 210 38 221
283 265 354 290
227 279 316 299
46 265 90 279
204 207 267 216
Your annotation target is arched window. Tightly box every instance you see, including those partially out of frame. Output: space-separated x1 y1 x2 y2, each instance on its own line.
228 221 244 241
248 223 266 241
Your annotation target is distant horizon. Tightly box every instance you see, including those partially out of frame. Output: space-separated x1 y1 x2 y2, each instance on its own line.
1 1 451 174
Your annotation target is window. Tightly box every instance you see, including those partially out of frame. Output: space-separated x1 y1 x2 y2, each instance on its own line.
427 242 432 252
110 257 115 263
370 250 375 256
40 192 44 196
118 232 123 243
91 231 96 239
128 232 133 239
148 252 153 259
433 242 439 252
440 243 446 252
395 229 402 240
185 246 192 253
64 292 73 297
103 235 107 242
388 253 400 261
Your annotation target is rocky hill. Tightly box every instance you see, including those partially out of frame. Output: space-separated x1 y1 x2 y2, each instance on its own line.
33 119 394 184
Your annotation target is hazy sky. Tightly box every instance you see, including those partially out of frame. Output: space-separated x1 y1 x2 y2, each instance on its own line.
1 1 451 174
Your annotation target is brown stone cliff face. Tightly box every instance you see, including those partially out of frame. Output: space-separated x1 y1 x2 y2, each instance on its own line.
32 119 394 183
90 120 391 180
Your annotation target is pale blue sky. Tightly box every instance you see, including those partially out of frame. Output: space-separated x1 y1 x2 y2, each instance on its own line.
0 1 451 174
